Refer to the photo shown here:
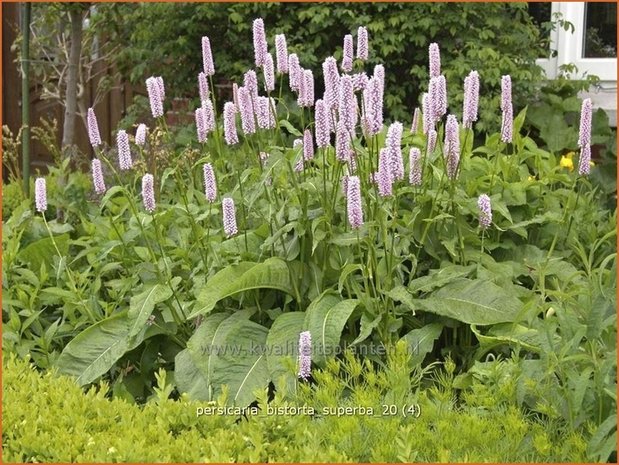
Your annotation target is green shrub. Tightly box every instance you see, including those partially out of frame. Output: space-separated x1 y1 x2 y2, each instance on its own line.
3 349 598 463
105 2 546 129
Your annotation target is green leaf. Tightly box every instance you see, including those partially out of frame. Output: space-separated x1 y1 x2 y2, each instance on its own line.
407 264 476 294
208 318 270 407
387 286 417 314
471 323 542 353
338 264 364 295
180 311 268 406
174 349 211 400
55 312 144 386
303 292 359 366
400 323 443 365
266 312 305 392
413 278 525 325
190 258 297 318
279 119 302 137
351 312 382 346
17 234 70 272
128 284 173 338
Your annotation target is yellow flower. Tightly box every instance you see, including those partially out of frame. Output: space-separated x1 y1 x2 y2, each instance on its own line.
528 175 535 181
560 152 575 171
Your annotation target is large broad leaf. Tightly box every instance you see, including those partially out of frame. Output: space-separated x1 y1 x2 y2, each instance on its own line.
400 323 443 366
55 312 144 386
413 278 524 325
174 349 211 400
209 318 270 407
181 312 236 400
177 311 270 407
266 312 305 392
189 258 297 318
128 284 173 338
17 234 70 272
303 292 359 366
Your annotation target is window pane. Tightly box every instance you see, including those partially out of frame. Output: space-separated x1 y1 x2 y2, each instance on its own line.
584 2 617 58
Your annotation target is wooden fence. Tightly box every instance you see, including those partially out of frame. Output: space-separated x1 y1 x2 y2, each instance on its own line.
2 2 143 177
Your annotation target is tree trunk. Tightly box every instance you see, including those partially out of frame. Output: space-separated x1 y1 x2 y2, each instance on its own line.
61 8 84 148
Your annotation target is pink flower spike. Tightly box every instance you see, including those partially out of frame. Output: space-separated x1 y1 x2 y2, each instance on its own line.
203 163 217 203
429 75 447 122
135 124 148 146
501 103 513 144
463 70 480 129
409 148 422 186
335 120 351 162
198 72 209 102
35 177 47 213
202 99 216 133
288 53 301 92
422 93 433 134
342 34 354 72
578 144 591 176
87 108 102 147
116 130 133 171
263 53 275 92
501 75 512 111
238 86 256 135
303 129 314 161
346 175 363 229
141 174 156 213
338 75 356 132
244 70 259 102
156 76 165 100
477 194 492 230
297 331 312 380
275 34 289 74
195 107 208 143
202 36 215 76
315 99 331 148
578 98 592 147
300 69 314 108
253 18 268 67
429 43 441 78
222 197 238 237
322 56 340 110
444 115 460 179
427 128 437 154
386 122 404 181
377 148 393 197
91 158 106 195
223 102 239 145
411 107 420 134
356 26 369 61
146 77 164 118
369 65 384 134
256 96 275 130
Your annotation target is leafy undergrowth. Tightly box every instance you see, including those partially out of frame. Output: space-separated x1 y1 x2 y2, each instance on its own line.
3 348 603 463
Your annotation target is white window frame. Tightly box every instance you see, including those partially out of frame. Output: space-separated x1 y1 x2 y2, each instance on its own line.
536 2 617 81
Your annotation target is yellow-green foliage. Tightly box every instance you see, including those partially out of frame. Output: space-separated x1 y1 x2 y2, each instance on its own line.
3 350 589 463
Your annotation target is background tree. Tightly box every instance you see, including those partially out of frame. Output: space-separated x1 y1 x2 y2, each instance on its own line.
13 2 122 152
112 2 548 131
